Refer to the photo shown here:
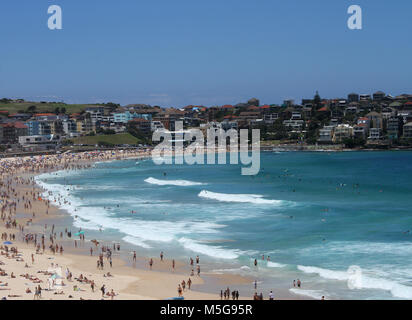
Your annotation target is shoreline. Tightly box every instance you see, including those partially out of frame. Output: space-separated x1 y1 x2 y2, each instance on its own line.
1 150 304 300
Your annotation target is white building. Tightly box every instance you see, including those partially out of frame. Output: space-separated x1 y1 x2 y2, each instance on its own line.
368 128 382 140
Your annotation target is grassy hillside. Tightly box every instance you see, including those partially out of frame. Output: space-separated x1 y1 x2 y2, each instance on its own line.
0 102 91 114
68 133 142 146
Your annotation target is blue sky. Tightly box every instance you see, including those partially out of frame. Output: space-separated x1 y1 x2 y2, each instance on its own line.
0 0 411 107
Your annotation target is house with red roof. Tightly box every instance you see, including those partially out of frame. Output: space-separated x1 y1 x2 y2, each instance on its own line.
403 102 412 110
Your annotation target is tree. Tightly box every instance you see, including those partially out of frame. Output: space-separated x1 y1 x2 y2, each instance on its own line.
104 102 120 112
0 98 12 104
27 105 37 113
312 91 321 114
342 137 365 148
98 141 114 147
101 129 116 135
127 123 150 144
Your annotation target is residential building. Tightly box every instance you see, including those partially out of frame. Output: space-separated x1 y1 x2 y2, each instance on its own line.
389 101 403 110
318 126 334 143
27 121 51 136
333 124 353 142
221 120 238 131
348 93 359 103
238 112 261 121
360 94 371 101
0 122 28 143
62 119 78 135
113 111 152 124
373 91 386 101
76 117 93 134
366 111 383 129
353 125 368 140
403 122 412 139
85 106 105 123
128 118 151 135
387 116 403 140
283 99 295 107
263 113 279 121
151 121 165 132
34 113 66 121
368 128 382 140
345 105 358 115
9 113 32 121
381 107 396 120
291 112 302 120
330 119 339 127
283 120 304 131
357 117 370 128
18 135 58 150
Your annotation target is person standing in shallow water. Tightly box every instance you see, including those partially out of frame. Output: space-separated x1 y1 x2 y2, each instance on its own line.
160 251 164 261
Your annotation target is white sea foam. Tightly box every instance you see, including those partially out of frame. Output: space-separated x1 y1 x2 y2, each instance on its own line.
36 176 241 259
212 265 252 275
145 177 205 186
297 265 412 299
122 235 152 249
289 288 328 300
95 160 117 164
298 265 349 281
72 218 103 231
319 241 412 256
198 190 282 205
178 237 244 259
267 261 286 268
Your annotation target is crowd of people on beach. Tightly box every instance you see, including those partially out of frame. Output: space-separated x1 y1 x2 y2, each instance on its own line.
0 149 148 300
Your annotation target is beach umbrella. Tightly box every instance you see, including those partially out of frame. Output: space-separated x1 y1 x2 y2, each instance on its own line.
3 241 12 245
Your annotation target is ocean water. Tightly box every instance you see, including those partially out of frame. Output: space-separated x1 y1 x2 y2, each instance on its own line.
35 151 412 299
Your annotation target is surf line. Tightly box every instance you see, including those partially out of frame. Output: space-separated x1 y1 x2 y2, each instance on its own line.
151 121 260 175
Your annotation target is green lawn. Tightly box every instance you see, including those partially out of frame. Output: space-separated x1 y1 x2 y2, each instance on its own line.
68 133 141 146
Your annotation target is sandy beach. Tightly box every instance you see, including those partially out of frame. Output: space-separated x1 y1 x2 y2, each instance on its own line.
0 149 282 300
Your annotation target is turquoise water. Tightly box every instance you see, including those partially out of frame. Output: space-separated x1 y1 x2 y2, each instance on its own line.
36 151 412 299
